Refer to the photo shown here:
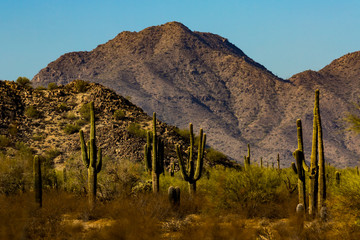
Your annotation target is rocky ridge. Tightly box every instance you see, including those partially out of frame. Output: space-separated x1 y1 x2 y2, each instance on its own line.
0 80 198 169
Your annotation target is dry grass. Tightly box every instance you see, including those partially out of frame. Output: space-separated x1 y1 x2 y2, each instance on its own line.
1 157 360 239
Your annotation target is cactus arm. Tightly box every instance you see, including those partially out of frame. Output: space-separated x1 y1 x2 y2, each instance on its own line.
296 119 310 172
144 144 150 172
152 113 157 175
90 102 95 141
80 130 89 168
96 148 102 173
176 144 190 182
195 129 205 181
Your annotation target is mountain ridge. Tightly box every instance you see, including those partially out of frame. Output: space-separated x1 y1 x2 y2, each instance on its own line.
32 22 360 167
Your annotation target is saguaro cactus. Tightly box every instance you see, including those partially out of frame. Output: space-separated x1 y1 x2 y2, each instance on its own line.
309 92 319 217
316 90 326 213
244 144 251 170
33 155 42 208
144 113 164 193
79 102 102 207
176 123 206 195
293 149 307 210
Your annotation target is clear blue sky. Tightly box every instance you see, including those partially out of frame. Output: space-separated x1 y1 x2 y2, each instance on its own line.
1 0 359 81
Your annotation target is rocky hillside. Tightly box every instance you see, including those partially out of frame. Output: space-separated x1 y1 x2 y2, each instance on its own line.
0 80 199 169
32 22 360 167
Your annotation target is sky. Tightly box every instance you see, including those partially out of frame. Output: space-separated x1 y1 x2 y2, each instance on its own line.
1 0 360 81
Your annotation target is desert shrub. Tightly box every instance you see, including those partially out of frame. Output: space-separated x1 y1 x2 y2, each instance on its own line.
199 166 294 218
98 157 143 199
114 109 125 120
63 124 81 134
0 144 33 195
8 122 18 136
79 103 91 121
0 135 10 148
25 105 41 119
47 82 58 90
174 127 190 140
206 147 228 165
63 155 87 194
127 122 147 138
74 79 89 93
57 102 69 112
16 76 31 88
66 111 78 120
75 119 87 127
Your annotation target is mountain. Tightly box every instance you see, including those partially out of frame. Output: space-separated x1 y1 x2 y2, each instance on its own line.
0 80 195 169
32 22 360 167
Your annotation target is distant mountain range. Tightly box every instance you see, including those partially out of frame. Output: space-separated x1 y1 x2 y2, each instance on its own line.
32 21 360 167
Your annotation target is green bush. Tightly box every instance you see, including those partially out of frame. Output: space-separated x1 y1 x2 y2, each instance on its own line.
79 103 91 121
75 119 87 127
206 147 228 165
25 105 41 119
57 102 70 112
114 109 126 120
74 79 89 93
174 127 190 140
64 124 81 134
16 77 31 88
0 135 10 148
48 82 58 90
127 122 147 138
66 112 78 120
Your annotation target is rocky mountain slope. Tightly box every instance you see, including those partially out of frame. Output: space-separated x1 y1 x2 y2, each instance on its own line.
32 22 360 167
0 80 195 169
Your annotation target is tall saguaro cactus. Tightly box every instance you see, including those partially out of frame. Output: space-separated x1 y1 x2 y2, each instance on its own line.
316 89 326 213
79 102 102 207
33 155 42 208
144 112 164 193
294 90 326 218
309 91 319 217
176 123 206 195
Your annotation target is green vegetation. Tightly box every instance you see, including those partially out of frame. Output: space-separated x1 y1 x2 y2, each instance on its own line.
63 123 81 134
0 135 10 148
79 103 91 121
48 82 58 90
79 102 102 207
57 102 70 112
176 123 206 195
144 113 164 193
25 105 41 119
128 122 147 138
16 76 31 88
113 109 125 120
73 79 89 93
